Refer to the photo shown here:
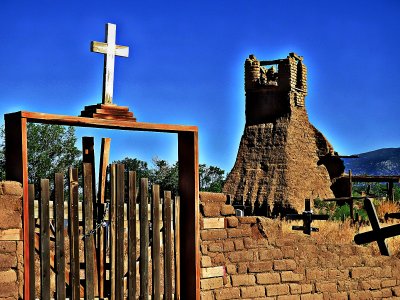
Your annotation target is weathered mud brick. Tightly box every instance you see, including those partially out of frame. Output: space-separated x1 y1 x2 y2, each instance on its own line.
0 281 18 298
212 253 226 265
1 182 23 196
201 256 212 267
0 270 17 284
300 284 313 294
300 293 323 300
226 216 239 228
321 292 347 300
381 279 396 288
225 264 237 275
350 266 373 279
281 271 303 283
315 282 337 293
243 237 258 249
265 284 289 296
201 203 223 217
227 227 252 238
223 240 235 252
228 250 254 263
208 242 223 252
348 290 373 299
277 295 300 300
237 262 248 274
201 266 225 279
221 205 235 216
0 253 17 269
259 248 283 260
200 290 214 300
327 268 349 280
248 261 273 273
359 279 380 290
241 286 266 298
237 216 258 224
200 192 227 203
201 277 224 290
273 259 296 271
233 239 244 250
214 287 241 300
231 274 256 286
0 242 16 253
257 273 281 285
201 229 227 241
203 217 225 229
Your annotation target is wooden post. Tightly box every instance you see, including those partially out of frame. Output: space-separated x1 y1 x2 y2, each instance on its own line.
110 164 117 299
163 191 173 300
178 132 200 300
115 164 125 300
152 185 161 300
174 196 181 300
388 181 394 201
98 138 110 298
4 113 30 299
128 171 137 299
54 173 66 299
40 179 50 300
140 178 149 300
68 168 80 300
83 163 95 299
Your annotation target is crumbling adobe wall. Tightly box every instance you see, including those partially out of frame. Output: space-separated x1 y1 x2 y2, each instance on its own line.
200 192 400 299
223 53 344 215
0 181 24 299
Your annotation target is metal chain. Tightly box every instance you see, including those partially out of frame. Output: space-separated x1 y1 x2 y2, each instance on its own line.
82 202 109 239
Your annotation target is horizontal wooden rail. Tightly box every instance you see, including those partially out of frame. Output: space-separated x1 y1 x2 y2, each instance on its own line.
7 111 198 134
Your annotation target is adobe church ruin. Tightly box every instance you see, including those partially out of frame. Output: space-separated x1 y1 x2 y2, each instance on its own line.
223 53 345 215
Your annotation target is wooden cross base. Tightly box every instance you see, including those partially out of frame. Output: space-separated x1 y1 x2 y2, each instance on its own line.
286 199 329 235
354 198 400 256
80 104 136 121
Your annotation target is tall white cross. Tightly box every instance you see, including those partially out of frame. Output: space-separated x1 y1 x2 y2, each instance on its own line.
91 23 129 105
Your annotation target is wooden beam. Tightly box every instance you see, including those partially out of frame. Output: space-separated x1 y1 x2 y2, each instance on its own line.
12 111 198 134
351 175 400 183
178 131 200 300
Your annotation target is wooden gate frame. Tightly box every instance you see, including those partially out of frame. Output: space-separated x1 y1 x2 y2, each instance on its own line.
4 111 200 300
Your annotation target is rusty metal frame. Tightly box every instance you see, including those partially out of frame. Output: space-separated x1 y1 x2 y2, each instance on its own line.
4 110 200 300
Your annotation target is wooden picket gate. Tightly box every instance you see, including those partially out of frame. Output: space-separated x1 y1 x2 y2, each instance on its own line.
29 163 180 299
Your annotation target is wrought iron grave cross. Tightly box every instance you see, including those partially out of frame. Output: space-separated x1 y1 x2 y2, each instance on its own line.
354 198 400 256
91 23 129 105
286 199 329 235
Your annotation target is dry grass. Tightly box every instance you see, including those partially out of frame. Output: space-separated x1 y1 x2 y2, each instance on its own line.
375 200 400 220
281 218 400 258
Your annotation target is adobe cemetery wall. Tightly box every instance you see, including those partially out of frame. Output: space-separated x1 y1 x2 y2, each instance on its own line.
200 192 400 299
0 181 24 299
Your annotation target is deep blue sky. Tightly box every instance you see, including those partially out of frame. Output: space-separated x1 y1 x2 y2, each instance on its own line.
1 0 400 173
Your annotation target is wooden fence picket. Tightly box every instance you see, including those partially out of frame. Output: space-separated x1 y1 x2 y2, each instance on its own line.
29 166 180 300
140 178 149 300
164 191 173 300
83 163 95 299
54 173 66 299
128 171 137 299
40 179 50 300
68 168 80 300
152 185 161 300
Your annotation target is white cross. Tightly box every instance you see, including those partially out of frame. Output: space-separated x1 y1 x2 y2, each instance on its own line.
91 23 129 105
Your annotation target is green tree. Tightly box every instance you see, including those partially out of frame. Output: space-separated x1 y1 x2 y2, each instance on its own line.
0 123 81 184
199 164 225 192
150 158 179 195
112 157 152 183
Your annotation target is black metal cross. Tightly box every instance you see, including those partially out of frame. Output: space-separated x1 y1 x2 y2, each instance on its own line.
354 198 400 256
286 199 329 235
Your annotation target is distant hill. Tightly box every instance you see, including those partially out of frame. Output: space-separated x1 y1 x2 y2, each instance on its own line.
343 148 400 175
